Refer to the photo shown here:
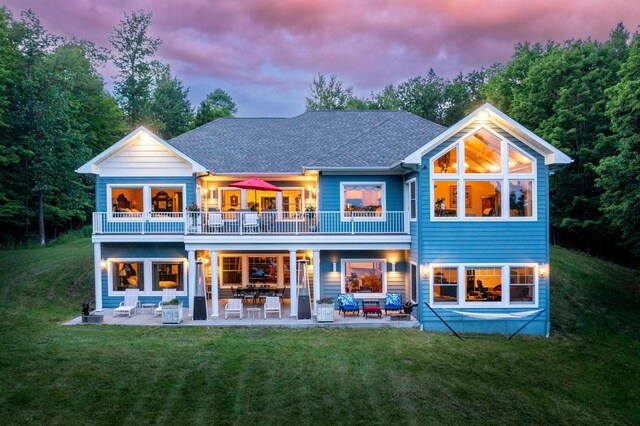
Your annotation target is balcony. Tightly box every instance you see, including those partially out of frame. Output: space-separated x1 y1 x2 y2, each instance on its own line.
92 211 408 235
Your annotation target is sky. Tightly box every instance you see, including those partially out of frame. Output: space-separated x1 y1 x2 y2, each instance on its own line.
5 0 640 117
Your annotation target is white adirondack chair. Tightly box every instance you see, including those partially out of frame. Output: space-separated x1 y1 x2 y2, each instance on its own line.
264 296 281 319
225 298 243 319
207 212 223 232
154 289 177 317
243 213 259 232
114 289 140 317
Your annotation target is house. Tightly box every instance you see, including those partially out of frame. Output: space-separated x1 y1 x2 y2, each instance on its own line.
77 103 571 335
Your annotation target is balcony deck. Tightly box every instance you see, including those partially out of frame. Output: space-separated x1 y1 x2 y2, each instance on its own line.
92 211 408 235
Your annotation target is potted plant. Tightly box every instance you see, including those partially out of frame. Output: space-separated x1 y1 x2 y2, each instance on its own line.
161 298 183 324
186 202 200 232
316 297 335 323
390 301 417 321
81 302 103 324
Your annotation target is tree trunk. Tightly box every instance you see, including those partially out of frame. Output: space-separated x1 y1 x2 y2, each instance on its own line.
39 191 46 247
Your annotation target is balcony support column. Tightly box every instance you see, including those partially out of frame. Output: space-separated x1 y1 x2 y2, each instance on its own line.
312 250 320 315
93 242 103 311
210 249 219 318
289 250 297 317
188 250 196 317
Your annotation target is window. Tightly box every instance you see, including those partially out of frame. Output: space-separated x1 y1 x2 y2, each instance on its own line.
220 189 241 212
510 266 534 303
108 184 185 219
466 267 502 302
111 187 143 215
431 264 538 307
248 256 278 285
221 256 242 285
151 188 182 213
433 267 458 303
431 127 536 220
343 259 386 295
152 262 184 292
410 262 418 303
341 183 384 219
281 189 303 219
111 261 144 292
407 180 417 220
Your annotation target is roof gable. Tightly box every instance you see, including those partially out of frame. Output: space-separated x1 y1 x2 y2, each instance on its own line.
403 103 572 166
76 127 206 176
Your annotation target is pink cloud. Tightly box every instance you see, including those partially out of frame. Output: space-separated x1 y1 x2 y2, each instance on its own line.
4 0 639 116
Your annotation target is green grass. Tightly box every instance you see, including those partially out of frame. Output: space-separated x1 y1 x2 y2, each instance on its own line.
0 234 638 425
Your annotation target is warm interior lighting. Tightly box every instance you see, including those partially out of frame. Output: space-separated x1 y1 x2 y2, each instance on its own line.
100 258 107 271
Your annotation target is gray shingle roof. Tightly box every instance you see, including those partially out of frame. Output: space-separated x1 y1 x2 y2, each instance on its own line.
167 110 446 174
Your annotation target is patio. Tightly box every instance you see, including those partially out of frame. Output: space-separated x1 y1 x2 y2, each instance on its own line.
64 298 419 328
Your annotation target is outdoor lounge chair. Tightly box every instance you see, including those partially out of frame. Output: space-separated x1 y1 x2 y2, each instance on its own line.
264 296 281 319
384 293 403 314
114 289 140 317
243 213 259 232
338 293 360 316
225 298 243 319
154 289 177 317
207 211 223 232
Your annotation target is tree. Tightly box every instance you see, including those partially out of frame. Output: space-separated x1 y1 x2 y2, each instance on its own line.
148 62 192 138
192 89 237 127
110 10 161 126
597 33 640 255
305 73 354 110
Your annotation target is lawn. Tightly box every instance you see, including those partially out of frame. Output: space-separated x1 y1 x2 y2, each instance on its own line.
0 232 638 425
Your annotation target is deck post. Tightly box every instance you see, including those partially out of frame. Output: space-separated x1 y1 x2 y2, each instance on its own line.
289 250 297 317
188 250 196 317
93 242 102 311
210 249 219 318
312 250 320 315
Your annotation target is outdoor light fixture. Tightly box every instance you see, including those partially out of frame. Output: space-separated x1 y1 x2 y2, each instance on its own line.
391 261 397 272
332 262 337 273
100 258 107 271
539 263 548 278
478 111 489 120
420 263 430 280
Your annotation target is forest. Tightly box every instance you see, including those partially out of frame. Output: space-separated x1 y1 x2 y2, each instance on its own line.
1 7 639 265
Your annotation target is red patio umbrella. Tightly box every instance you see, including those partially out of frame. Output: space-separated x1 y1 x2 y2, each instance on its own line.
230 178 283 211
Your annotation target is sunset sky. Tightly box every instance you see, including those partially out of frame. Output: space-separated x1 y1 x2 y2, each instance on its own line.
5 0 640 117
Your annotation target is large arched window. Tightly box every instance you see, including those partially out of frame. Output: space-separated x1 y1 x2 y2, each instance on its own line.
431 127 536 220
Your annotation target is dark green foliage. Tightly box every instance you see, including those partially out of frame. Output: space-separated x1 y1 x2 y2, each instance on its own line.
109 10 161 127
305 73 354 111
597 34 640 255
192 88 237 127
147 62 193 138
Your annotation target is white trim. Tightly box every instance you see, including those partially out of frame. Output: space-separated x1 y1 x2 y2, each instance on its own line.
430 126 538 222
405 178 417 222
76 126 207 174
340 181 386 222
429 263 539 309
340 258 388 298
106 257 188 297
403 103 572 166
409 261 418 304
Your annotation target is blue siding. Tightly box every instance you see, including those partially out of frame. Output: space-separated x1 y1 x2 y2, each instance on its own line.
101 243 190 308
416 119 550 335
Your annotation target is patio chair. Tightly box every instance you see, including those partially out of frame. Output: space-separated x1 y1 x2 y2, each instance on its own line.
264 296 281 319
225 298 243 319
384 293 403 315
338 293 360 316
243 213 259 232
154 289 177 317
207 211 223 232
114 289 140 317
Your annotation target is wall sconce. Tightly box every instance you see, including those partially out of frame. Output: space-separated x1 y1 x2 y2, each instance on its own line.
100 258 107 271
420 263 430 280
539 263 548 278
390 261 396 272
478 110 489 121
332 262 337 273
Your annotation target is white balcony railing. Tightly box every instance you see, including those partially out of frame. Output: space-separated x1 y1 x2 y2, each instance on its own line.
92 211 408 235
